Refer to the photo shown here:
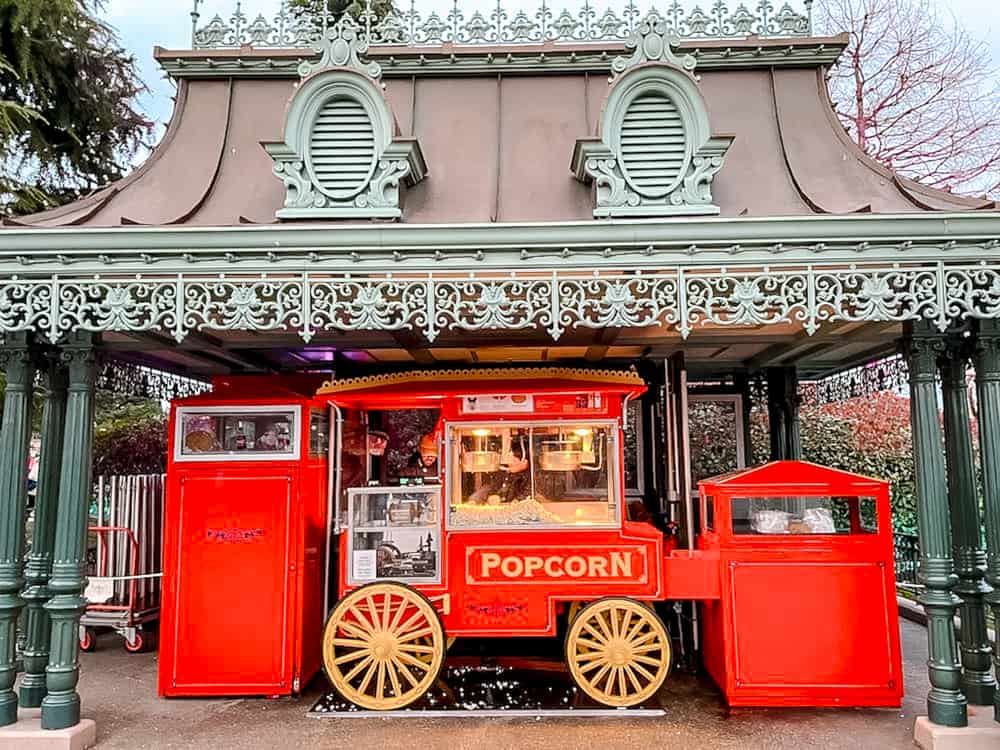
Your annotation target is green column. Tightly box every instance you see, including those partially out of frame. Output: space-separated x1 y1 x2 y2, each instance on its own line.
0 333 37 726
19 358 67 708
41 335 97 730
766 366 801 460
903 322 967 727
940 341 996 705
972 319 1000 722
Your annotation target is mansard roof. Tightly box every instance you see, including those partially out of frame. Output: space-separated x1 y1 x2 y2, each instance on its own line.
6 16 994 230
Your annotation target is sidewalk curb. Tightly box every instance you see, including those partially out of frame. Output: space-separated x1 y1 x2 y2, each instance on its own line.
898 596 928 626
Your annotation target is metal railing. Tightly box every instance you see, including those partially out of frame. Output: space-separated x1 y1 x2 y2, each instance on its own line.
893 532 920 589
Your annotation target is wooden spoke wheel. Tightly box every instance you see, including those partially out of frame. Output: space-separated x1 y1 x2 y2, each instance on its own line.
323 582 445 711
565 598 671 708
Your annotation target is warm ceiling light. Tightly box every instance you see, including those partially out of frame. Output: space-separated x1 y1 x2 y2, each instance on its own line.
472 429 491 437
573 428 591 437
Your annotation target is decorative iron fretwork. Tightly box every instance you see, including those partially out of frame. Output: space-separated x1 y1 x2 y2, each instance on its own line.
96 360 210 401
190 1 814 50
813 356 909 405
2 260 1000 345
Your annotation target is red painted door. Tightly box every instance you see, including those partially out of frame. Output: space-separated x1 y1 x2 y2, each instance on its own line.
166 471 295 695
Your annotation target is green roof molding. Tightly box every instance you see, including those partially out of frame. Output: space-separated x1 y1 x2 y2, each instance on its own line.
155 35 850 79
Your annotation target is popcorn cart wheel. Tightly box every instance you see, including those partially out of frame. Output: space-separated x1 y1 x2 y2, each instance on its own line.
322 581 446 711
564 598 672 707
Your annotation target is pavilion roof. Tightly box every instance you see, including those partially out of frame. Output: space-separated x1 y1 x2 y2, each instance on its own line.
5 4 994 231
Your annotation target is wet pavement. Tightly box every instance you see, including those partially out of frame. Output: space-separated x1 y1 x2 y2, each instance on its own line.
67 618 932 750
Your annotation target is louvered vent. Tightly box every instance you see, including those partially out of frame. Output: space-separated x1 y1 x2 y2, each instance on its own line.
619 93 688 197
309 97 376 197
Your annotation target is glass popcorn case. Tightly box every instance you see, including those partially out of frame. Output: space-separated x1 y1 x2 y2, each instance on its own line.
448 421 618 528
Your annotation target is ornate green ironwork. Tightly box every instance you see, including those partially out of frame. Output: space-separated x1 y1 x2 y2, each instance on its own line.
96 360 209 401
940 340 996 706
2 257 1000 345
0 333 36 726
41 333 97 730
814 356 908 404
19 358 67 708
973 319 1000 722
903 322 967 727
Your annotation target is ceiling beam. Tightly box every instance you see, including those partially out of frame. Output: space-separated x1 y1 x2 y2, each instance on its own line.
389 330 436 365
585 327 621 362
744 321 892 370
123 332 278 373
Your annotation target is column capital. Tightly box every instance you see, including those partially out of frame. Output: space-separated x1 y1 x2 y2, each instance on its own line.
58 334 98 390
0 335 35 388
902 335 945 375
974 320 1000 380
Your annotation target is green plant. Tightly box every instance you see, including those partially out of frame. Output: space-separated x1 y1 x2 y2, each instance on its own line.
746 392 918 534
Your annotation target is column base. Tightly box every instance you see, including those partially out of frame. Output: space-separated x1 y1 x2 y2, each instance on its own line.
0 696 18 728
961 680 996 707
18 682 46 709
39 695 80 731
928 693 969 728
0 708 94 750
915 706 1000 750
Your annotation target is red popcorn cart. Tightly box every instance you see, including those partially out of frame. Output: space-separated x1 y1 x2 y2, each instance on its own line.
695 462 904 708
158 366 902 713
317 368 664 709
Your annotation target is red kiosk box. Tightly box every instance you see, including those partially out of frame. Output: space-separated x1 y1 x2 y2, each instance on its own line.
695 462 904 708
158 376 329 697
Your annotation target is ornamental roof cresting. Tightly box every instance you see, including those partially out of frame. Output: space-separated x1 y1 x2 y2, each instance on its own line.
189 1 814 50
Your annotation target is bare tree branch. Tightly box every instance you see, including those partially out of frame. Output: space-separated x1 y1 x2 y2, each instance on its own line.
819 0 1000 198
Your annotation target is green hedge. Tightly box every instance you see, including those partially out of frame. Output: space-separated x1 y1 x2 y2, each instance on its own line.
693 392 919 535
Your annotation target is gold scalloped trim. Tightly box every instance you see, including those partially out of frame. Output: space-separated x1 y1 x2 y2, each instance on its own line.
316 367 645 395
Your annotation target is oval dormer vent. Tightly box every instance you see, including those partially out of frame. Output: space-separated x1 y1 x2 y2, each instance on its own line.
308 97 376 198
618 92 688 198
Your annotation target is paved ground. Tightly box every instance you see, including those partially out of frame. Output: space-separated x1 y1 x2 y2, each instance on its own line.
67 619 932 750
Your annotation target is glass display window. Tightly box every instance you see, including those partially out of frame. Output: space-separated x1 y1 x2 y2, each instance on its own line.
447 421 619 529
309 409 331 457
175 405 300 462
347 487 441 584
730 496 878 536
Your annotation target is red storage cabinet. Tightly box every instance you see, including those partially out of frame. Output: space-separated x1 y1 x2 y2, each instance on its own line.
158 377 329 697
695 461 903 708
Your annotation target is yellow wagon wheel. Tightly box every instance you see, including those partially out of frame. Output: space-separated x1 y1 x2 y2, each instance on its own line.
323 582 445 711
565 597 671 708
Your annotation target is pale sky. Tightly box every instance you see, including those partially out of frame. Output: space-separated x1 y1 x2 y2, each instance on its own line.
104 0 1000 144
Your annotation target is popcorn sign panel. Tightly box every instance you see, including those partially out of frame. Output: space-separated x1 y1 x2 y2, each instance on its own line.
467 545 648 583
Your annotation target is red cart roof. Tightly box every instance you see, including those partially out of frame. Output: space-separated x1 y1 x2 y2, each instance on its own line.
315 367 646 408
699 460 888 493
